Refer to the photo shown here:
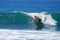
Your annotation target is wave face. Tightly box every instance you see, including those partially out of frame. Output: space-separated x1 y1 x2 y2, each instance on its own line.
0 12 60 31
0 13 34 30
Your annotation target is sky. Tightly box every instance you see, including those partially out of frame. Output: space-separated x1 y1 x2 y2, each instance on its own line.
0 0 60 13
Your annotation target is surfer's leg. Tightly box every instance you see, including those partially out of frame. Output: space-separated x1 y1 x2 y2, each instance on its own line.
36 26 42 30
36 23 44 30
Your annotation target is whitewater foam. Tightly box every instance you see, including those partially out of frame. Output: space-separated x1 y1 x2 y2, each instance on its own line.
0 29 60 40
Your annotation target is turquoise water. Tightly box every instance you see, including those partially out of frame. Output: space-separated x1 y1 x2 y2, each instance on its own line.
0 13 33 24
0 12 34 30
51 13 60 31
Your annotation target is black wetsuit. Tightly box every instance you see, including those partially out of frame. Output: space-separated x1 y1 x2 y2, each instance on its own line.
34 18 44 30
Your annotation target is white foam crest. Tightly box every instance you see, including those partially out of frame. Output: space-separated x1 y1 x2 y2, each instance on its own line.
25 12 57 25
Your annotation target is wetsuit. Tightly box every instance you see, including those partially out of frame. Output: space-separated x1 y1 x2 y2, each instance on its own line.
34 18 44 30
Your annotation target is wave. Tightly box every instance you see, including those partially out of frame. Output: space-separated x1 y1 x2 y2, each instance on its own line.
0 11 59 31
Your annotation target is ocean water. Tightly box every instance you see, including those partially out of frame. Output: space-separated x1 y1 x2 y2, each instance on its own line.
0 12 34 30
0 0 60 40
0 0 60 13
0 12 59 40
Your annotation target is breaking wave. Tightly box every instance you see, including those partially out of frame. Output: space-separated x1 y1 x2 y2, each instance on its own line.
21 12 57 31
0 11 58 31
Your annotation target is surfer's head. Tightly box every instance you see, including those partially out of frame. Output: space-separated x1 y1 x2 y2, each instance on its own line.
34 16 39 18
34 16 36 18
34 16 38 20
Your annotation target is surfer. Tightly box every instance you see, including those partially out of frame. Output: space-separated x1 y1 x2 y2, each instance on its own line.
34 16 44 30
